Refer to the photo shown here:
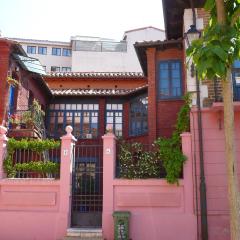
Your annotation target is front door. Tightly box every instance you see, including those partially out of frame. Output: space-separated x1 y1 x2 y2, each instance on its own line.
71 144 103 228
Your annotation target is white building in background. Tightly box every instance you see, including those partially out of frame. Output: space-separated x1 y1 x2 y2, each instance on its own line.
10 26 165 73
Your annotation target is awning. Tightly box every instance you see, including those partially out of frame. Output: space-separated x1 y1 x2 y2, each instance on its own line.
13 54 46 75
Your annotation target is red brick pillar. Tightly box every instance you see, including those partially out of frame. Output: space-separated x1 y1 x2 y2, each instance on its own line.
0 42 10 124
146 48 157 144
99 98 106 138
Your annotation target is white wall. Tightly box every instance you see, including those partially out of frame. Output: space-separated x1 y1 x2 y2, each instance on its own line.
183 9 207 107
72 27 166 72
20 43 72 73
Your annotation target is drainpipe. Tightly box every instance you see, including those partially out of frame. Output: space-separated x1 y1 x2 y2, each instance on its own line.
190 1 209 239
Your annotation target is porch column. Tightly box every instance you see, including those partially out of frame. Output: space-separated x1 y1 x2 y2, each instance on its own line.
102 125 116 240
0 126 8 179
146 47 157 144
99 98 106 138
123 101 130 139
56 125 76 239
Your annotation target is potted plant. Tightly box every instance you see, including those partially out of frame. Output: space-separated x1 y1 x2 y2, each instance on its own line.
8 114 20 129
21 111 34 129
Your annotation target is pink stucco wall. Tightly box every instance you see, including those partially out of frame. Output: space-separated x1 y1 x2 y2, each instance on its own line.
190 104 240 240
0 125 76 240
102 132 197 240
0 179 61 240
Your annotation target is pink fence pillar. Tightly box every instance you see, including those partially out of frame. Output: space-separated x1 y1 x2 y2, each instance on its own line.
102 128 116 240
181 132 194 214
0 126 8 179
56 126 76 239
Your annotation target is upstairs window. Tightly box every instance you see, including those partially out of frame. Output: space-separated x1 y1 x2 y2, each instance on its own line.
106 103 123 137
48 103 99 139
129 95 148 136
62 48 71 56
62 67 71 72
38 46 47 55
51 66 60 72
52 47 61 56
158 60 182 99
27 46 36 54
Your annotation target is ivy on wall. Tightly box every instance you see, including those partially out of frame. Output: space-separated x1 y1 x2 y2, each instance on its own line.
118 93 191 184
4 138 60 178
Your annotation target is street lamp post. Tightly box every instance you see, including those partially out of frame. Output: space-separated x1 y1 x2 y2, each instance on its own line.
185 25 208 240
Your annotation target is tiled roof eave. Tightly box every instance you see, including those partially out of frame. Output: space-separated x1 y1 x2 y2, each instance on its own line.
46 72 145 78
51 85 148 97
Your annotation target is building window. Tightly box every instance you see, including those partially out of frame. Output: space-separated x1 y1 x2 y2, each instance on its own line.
42 66 46 71
62 48 71 56
233 60 240 100
62 67 71 72
52 47 61 56
51 66 60 72
38 46 47 55
48 103 99 139
129 95 148 136
158 60 182 99
27 46 36 54
106 104 123 137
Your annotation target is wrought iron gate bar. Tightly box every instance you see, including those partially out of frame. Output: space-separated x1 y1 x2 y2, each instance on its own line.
71 144 103 227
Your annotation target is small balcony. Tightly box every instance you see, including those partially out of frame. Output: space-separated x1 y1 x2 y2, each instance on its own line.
7 102 46 139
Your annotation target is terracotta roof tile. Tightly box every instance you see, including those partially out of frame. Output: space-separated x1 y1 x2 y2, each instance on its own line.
47 72 144 78
51 85 147 96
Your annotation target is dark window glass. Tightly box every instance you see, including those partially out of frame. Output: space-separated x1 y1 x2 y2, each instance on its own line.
51 66 60 72
106 104 123 137
158 60 182 99
52 48 61 56
62 48 71 56
129 95 148 136
27 46 36 54
47 103 99 139
62 67 71 72
38 46 47 55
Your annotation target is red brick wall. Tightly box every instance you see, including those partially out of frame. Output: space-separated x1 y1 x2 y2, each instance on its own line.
146 46 186 142
0 41 10 123
146 48 157 144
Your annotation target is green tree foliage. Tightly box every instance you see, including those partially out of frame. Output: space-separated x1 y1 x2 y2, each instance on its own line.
187 0 240 80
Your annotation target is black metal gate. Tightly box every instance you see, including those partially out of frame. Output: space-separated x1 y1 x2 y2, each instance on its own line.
71 144 103 228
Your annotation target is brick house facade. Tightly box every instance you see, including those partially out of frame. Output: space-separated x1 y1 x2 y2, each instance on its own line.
0 38 51 129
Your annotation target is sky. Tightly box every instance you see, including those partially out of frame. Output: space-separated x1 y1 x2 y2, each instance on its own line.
0 0 165 42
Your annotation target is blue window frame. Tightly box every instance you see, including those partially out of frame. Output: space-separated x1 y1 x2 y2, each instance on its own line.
52 47 61 56
48 103 99 139
62 48 71 56
158 60 182 99
27 46 36 54
106 103 123 137
129 95 148 136
38 46 47 55
233 60 240 100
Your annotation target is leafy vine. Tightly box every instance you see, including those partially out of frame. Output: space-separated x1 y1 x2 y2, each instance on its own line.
4 138 60 178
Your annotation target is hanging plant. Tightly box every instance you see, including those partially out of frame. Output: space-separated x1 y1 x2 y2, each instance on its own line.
7 76 19 87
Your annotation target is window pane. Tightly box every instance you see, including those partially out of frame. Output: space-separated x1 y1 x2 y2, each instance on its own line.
159 60 182 99
129 95 148 136
74 113 81 137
